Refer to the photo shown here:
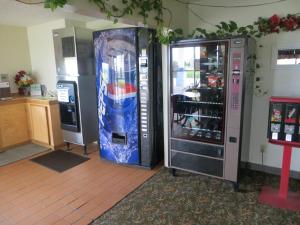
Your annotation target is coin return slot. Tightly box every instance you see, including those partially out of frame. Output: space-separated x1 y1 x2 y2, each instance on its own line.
112 132 127 145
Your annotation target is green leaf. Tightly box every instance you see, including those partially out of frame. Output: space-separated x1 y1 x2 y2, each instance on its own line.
196 28 207 35
44 0 68 10
215 25 222 29
237 27 246 33
220 22 229 31
246 25 254 30
229 21 238 32
174 28 183 35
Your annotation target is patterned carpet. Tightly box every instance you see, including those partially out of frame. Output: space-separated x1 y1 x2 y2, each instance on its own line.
92 168 300 225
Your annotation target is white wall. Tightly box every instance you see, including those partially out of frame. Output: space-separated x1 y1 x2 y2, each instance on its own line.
86 20 132 31
26 18 134 93
187 0 300 171
27 19 66 93
66 0 189 33
163 0 189 35
0 24 31 92
251 31 300 172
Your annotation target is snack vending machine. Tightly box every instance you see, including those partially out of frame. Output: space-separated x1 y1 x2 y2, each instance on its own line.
94 28 163 168
268 97 300 144
165 37 256 187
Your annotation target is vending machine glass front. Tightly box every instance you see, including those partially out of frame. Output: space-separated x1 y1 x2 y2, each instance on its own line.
170 42 227 145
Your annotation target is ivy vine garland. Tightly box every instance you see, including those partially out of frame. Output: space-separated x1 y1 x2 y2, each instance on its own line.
192 13 300 39
44 0 183 44
43 0 300 43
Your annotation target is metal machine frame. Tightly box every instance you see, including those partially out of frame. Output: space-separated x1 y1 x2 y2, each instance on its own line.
53 27 98 155
164 37 256 188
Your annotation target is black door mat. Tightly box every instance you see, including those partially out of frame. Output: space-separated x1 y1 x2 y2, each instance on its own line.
31 150 89 172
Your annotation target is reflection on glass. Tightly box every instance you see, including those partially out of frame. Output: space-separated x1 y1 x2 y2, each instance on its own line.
171 43 227 144
172 47 194 71
106 50 137 105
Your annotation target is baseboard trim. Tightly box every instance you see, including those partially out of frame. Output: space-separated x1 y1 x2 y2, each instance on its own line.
240 162 300 180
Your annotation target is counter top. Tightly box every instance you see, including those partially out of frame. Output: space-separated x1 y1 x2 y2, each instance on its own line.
0 95 58 106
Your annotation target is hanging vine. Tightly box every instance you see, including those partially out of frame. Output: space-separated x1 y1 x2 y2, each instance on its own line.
44 0 67 9
190 21 261 39
43 0 183 44
41 1 300 44
191 13 300 39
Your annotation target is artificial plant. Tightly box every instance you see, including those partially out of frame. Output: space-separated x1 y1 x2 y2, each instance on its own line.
44 0 183 44
42 0 300 44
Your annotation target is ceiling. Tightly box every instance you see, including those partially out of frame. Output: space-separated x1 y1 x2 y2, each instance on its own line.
0 0 106 27
186 0 284 2
186 0 287 6
1 0 286 28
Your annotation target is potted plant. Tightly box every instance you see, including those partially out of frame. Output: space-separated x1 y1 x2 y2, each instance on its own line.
15 70 35 96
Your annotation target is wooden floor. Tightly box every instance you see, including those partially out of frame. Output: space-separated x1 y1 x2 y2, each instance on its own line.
0 144 159 225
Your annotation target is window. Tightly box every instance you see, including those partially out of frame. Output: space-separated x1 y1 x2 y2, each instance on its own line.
276 48 300 65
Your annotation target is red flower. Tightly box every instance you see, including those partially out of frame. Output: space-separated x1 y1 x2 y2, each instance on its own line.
271 27 280 33
269 14 281 27
19 70 26 75
283 16 298 31
15 70 26 84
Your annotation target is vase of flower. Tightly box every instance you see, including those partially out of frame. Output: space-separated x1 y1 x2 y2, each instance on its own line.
15 70 34 96
18 87 25 96
18 86 31 96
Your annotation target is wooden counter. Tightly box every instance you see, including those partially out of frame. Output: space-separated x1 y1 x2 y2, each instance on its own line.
0 96 58 106
0 96 64 151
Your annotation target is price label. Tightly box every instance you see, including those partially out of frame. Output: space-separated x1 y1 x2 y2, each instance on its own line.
272 132 278 140
285 134 292 142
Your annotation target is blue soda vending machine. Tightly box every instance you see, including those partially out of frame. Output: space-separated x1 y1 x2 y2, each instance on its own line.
93 28 163 168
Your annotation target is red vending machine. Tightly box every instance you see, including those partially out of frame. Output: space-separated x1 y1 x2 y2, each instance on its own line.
260 96 300 211
268 97 300 144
